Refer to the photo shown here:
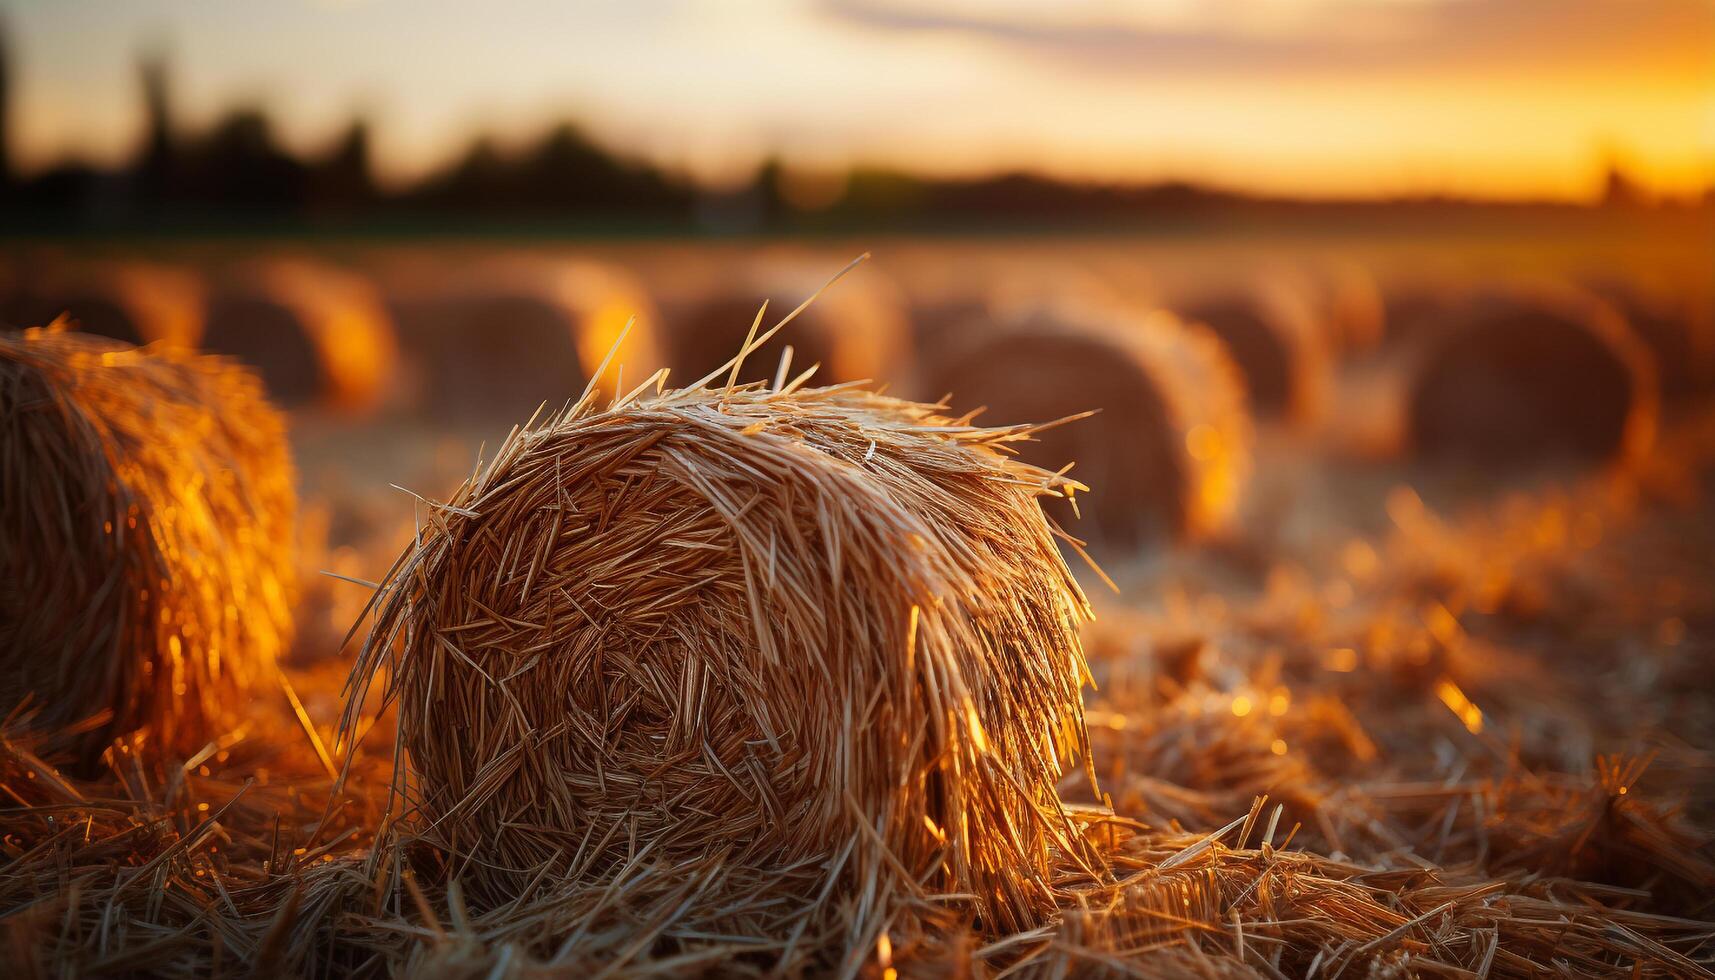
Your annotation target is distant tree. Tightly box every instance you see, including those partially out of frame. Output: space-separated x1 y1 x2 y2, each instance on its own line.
519 122 685 213
413 135 511 210
310 119 378 211
1600 161 1646 209
181 108 309 209
0 19 12 194
134 55 177 203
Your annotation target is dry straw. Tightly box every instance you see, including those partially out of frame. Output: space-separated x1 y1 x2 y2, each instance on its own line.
341 279 1104 971
0 324 297 760
922 301 1251 551
1 279 1713 977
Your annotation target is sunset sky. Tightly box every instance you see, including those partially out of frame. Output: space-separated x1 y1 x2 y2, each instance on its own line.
5 0 1712 201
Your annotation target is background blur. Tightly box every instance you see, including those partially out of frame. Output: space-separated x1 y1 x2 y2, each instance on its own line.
1 0 1712 652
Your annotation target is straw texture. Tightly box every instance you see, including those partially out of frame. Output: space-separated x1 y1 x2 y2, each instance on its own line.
0 325 297 759
344 364 1103 969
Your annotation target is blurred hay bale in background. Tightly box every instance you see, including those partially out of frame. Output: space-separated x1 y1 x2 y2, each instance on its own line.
1582 273 1715 407
383 253 662 424
344 373 1099 969
0 326 296 760
1326 281 1660 467
656 255 911 387
1172 273 1332 424
202 257 397 413
0 256 204 347
1404 283 1659 465
922 301 1252 553
1286 258 1386 356
895 253 1133 378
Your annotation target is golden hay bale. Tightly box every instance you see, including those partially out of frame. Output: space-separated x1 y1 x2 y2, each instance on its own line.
202 258 397 413
1175 275 1331 424
384 255 662 423
0 258 204 348
921 302 1251 551
660 259 911 388
0 326 296 760
344 375 1099 964
1403 284 1659 464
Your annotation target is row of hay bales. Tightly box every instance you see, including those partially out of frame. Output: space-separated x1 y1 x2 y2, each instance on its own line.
1 258 1709 972
0 255 396 414
0 317 1116 970
4 251 1708 549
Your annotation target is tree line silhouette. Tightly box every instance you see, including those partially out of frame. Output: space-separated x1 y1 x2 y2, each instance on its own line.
0 43 1703 233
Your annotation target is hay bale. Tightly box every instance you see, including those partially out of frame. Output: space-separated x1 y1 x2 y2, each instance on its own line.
384 256 662 423
1583 276 1715 405
922 303 1251 551
1288 260 1385 355
202 259 397 413
1404 284 1658 464
899 259 1130 390
1 259 203 347
661 259 910 388
345 376 1099 964
1175 276 1331 423
0 326 296 760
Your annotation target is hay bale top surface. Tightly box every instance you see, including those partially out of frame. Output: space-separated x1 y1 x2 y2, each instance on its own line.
344 351 1102 959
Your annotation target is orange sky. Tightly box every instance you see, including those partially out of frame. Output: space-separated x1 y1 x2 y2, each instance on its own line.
5 0 1711 201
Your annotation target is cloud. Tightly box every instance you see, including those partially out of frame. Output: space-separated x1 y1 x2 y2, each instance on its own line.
817 0 1715 79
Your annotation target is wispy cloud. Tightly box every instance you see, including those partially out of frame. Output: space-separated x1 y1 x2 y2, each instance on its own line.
818 0 1714 78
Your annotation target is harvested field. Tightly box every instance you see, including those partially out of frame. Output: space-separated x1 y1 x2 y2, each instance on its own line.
1 237 1712 978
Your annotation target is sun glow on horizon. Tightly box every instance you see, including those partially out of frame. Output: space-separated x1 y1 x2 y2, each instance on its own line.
3 0 1710 202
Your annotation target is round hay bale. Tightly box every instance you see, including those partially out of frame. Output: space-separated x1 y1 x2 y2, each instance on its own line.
661 259 910 388
385 256 662 424
202 258 397 413
1583 276 1715 405
345 381 1098 960
1286 259 1385 355
1326 261 1386 354
0 326 296 760
922 303 1251 550
1 259 203 347
1405 284 1658 464
1175 276 1331 423
899 259 1130 393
